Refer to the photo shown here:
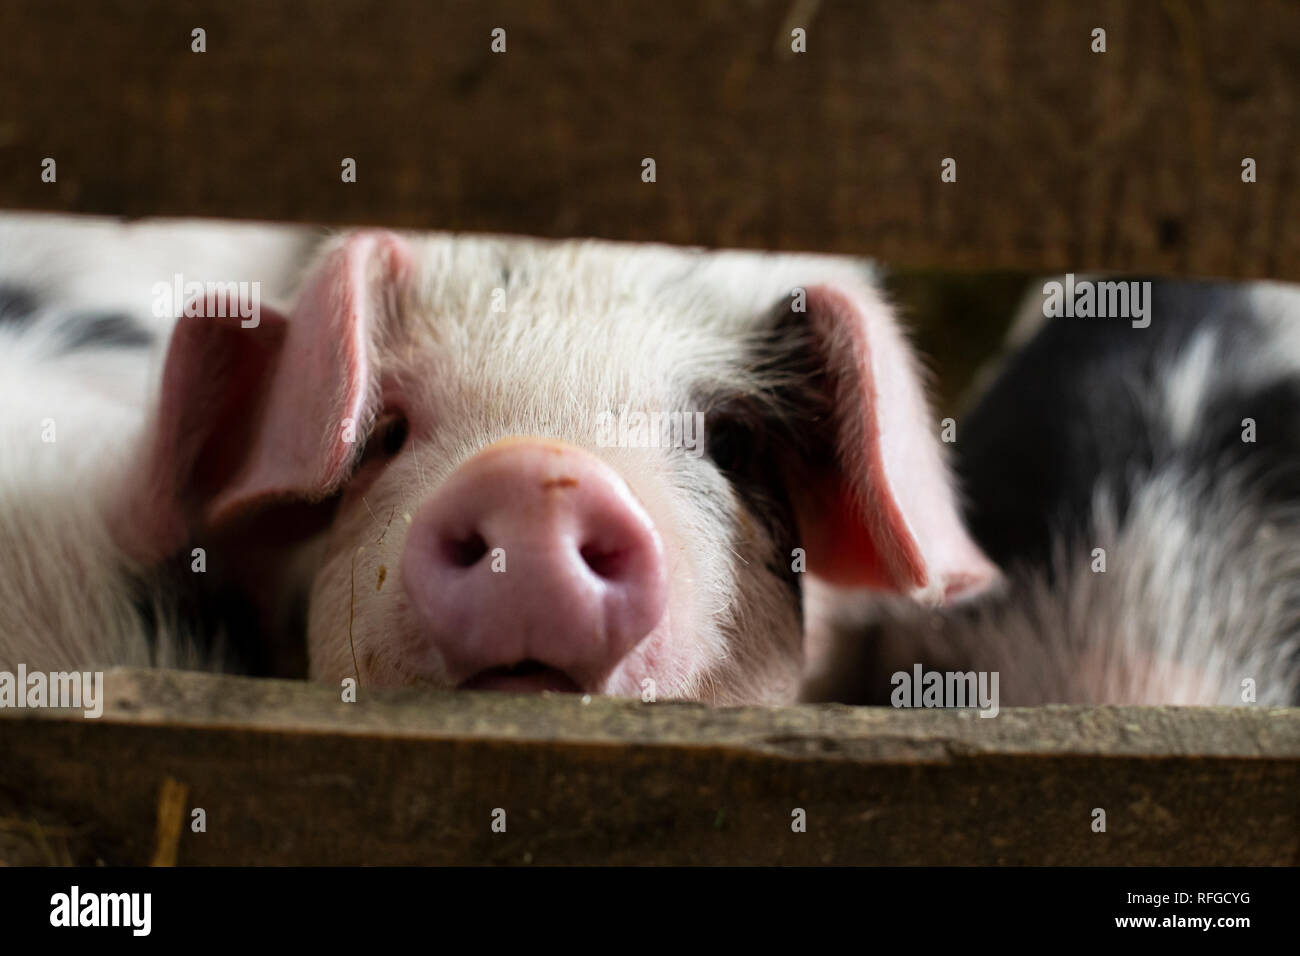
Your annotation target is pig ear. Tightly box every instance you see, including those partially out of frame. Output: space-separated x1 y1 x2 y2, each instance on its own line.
122 231 411 561
792 283 999 604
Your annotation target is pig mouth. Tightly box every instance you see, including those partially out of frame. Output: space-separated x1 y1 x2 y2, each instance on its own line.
458 660 584 694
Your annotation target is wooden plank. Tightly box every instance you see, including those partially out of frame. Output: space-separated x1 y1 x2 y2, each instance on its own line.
0 1 1297 278
1 669 1296 865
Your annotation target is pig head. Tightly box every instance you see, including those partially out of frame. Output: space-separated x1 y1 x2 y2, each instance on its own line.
125 231 997 704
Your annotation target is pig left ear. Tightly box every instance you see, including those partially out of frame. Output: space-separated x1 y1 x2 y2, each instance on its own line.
121 231 411 562
791 283 1000 604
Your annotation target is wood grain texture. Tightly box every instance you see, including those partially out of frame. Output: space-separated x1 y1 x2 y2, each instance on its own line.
0 0 1296 278
1 669 1296 865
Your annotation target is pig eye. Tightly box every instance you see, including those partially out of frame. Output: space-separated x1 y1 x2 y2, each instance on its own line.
359 411 409 467
706 416 761 476
380 414 410 456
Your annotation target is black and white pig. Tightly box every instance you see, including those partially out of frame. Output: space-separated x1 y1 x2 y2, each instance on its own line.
2 221 998 704
804 277 1300 707
0 214 313 675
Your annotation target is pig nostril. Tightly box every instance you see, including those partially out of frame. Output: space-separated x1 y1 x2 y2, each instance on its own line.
444 531 489 568
406 443 672 691
580 544 628 580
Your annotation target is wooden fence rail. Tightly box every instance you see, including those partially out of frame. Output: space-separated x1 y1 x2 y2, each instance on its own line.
1 669 1296 865
1 0 1297 278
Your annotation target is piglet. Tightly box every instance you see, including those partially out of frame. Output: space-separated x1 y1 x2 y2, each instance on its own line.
130 231 997 703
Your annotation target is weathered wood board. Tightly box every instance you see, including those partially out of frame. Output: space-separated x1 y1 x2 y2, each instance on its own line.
0 0 1296 278
1 669 1296 865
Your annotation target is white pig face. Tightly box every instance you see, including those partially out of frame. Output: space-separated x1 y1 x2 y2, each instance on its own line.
126 231 997 704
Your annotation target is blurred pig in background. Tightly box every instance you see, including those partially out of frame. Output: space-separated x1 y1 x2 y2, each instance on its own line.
0 214 314 675
804 278 1300 707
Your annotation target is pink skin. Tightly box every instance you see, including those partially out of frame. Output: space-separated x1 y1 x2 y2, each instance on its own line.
399 438 669 693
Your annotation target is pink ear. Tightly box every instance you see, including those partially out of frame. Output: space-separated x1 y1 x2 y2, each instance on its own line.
120 231 411 562
795 283 999 604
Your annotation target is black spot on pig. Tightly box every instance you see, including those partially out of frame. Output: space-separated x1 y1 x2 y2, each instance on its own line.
0 284 39 329
695 301 843 607
955 278 1260 572
1189 376 1300 508
61 312 154 352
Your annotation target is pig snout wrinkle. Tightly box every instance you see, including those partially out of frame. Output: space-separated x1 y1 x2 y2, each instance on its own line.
400 440 668 692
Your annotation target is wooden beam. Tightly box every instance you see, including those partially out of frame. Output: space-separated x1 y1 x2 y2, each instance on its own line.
1 1 1297 278
1 669 1296 864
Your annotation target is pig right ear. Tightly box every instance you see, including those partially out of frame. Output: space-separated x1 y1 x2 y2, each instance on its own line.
788 282 1000 606
122 231 411 562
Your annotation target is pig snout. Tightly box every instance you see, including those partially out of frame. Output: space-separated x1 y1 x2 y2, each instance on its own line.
400 439 669 692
